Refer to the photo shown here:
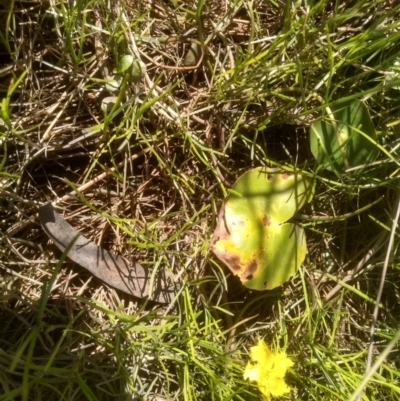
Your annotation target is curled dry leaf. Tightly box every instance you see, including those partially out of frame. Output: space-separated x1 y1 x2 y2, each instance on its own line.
39 203 174 303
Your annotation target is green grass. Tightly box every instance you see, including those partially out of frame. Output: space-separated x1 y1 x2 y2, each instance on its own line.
1 0 400 400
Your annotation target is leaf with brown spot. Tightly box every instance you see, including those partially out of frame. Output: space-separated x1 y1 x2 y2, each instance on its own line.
211 168 312 291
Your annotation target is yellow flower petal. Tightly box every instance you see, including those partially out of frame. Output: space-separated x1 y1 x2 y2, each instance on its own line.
257 375 273 397
271 352 294 378
243 362 261 382
268 376 292 397
249 339 274 369
244 339 294 400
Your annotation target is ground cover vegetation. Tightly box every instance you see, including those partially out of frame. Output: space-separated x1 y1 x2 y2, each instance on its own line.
1 0 400 399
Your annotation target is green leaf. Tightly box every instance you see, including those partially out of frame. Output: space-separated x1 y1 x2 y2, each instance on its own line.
310 99 379 175
211 168 312 291
227 167 314 224
118 55 134 73
105 74 122 93
116 56 146 83
101 96 117 113
0 98 11 129
212 203 306 290
131 59 146 83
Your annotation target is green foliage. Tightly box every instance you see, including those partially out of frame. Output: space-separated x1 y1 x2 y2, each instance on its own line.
105 55 146 94
310 99 379 175
211 168 313 290
118 54 134 73
105 74 122 93
0 71 27 131
117 55 146 83
228 168 314 224
2 0 400 400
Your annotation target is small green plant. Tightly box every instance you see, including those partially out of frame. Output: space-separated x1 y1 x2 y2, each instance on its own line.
105 55 146 93
211 167 314 290
0 71 27 131
309 99 379 175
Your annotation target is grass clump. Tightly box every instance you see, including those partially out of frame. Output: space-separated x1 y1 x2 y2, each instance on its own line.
1 0 400 400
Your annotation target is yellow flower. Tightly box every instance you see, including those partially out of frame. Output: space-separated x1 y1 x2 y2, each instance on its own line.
244 339 294 400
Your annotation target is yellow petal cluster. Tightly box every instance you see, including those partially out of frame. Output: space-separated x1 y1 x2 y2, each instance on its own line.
244 339 294 400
